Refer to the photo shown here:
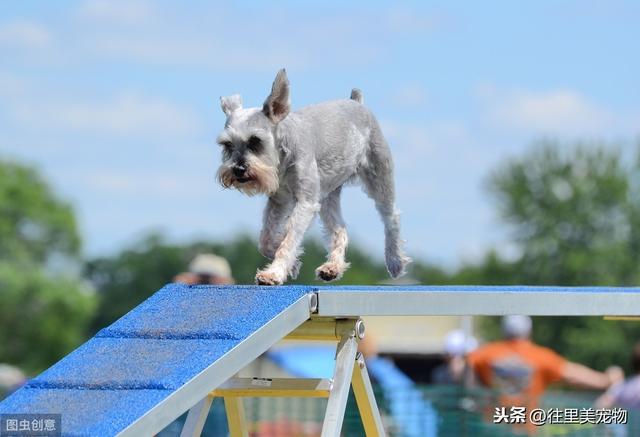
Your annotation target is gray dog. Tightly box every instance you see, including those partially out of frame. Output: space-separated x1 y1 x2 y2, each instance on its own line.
216 69 410 285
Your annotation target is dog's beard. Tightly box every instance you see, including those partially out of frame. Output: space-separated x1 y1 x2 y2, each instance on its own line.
217 158 279 196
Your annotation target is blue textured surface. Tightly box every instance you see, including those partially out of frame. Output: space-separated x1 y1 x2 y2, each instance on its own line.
0 283 314 436
0 388 171 437
98 284 315 340
316 285 640 293
26 338 237 390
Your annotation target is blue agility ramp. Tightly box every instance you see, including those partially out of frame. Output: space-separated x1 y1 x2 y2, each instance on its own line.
2 284 640 436
0 284 315 436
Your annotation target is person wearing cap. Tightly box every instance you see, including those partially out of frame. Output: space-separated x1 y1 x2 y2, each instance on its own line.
596 342 640 410
467 315 622 410
432 329 478 384
0 364 25 399
174 254 235 285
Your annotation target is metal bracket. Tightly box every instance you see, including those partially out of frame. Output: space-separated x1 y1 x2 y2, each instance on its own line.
180 317 385 437
309 292 319 313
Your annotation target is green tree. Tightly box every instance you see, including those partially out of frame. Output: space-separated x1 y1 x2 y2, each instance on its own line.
475 141 640 372
0 160 80 264
489 143 636 285
0 159 95 374
0 263 95 373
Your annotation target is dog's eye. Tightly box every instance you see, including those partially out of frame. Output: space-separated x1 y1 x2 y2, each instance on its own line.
220 141 233 150
247 136 262 152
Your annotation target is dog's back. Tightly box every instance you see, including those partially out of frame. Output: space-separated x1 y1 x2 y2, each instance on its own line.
280 97 379 192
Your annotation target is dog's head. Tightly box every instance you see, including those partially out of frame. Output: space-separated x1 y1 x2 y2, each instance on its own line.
216 69 290 196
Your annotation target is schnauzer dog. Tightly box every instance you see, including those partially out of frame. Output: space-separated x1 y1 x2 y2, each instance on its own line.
217 69 410 285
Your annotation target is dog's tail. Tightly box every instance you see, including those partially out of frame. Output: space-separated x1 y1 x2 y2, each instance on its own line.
350 88 363 104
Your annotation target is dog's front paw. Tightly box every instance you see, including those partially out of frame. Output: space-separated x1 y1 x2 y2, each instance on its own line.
315 262 349 282
255 269 285 286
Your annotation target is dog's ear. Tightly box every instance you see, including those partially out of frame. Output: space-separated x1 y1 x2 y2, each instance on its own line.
220 94 242 116
263 69 290 123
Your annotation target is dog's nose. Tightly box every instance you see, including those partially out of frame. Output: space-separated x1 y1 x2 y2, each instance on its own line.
232 165 247 177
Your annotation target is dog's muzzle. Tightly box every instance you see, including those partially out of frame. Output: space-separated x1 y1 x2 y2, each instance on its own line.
232 164 246 178
232 164 253 183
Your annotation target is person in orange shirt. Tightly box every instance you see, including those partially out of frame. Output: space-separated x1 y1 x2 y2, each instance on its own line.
467 315 622 410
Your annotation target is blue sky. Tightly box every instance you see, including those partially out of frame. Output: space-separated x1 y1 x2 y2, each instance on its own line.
1 1 638 268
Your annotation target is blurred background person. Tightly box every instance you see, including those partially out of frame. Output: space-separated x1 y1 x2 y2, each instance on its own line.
174 253 234 285
597 342 640 410
468 315 622 410
0 364 25 400
432 329 478 385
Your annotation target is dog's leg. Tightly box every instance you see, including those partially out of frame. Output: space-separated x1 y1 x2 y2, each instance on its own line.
259 196 293 260
258 196 303 279
256 199 320 285
315 187 350 281
360 125 411 278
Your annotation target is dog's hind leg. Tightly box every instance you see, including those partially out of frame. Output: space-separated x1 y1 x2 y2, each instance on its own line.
316 187 350 282
359 123 411 278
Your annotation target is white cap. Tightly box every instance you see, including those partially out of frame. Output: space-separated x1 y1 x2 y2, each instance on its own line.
444 330 478 356
502 315 532 339
189 254 232 279
0 364 25 389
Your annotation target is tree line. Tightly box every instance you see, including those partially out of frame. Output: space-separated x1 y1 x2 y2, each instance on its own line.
2 139 640 375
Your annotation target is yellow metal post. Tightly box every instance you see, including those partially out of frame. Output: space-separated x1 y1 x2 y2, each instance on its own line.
223 397 248 437
351 353 386 436
604 316 640 321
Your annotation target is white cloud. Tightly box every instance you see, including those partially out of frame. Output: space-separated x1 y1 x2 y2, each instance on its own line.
381 119 476 166
78 0 154 24
66 4 443 71
480 86 612 136
80 24 373 70
87 170 207 196
379 118 489 213
390 84 429 109
386 7 448 33
11 93 200 136
382 120 437 157
0 21 52 49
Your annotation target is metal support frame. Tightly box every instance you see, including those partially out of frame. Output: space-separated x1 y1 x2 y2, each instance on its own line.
321 332 359 436
180 396 213 437
180 317 385 437
224 397 248 437
352 353 385 436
